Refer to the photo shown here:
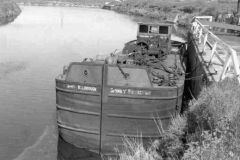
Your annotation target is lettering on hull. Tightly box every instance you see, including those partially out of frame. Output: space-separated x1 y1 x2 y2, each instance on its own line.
77 85 97 92
110 88 151 96
66 84 97 92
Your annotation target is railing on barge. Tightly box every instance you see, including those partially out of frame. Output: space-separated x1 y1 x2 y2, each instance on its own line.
191 16 240 83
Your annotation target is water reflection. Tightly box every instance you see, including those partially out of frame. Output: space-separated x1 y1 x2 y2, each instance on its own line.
58 136 102 160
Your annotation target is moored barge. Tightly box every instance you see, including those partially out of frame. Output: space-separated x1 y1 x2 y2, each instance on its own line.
56 22 186 155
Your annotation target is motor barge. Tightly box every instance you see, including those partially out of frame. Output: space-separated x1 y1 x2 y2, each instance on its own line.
56 22 186 155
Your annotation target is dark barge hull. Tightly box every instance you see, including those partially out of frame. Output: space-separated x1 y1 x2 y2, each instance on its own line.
56 59 185 155
101 5 112 10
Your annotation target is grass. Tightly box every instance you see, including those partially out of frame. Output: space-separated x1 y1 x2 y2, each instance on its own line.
183 77 240 159
108 135 160 160
110 77 240 160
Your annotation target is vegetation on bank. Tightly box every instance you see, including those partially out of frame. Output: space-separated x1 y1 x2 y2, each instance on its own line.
0 1 21 17
109 77 240 160
0 0 117 6
112 0 239 26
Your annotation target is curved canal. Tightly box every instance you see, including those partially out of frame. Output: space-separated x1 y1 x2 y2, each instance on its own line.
0 6 138 160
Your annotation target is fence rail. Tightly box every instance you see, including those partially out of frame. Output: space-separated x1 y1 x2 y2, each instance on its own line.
191 16 240 83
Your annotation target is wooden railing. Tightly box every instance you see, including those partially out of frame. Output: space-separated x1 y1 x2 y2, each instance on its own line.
191 17 240 83
194 16 213 22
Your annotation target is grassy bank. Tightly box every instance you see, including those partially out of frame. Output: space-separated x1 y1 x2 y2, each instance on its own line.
112 0 238 26
110 77 240 160
0 1 21 17
1 0 117 6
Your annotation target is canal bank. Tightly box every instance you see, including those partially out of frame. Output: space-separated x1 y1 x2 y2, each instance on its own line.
112 0 240 30
0 2 21 18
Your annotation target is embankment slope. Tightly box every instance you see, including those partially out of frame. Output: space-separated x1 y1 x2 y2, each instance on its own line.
0 2 21 18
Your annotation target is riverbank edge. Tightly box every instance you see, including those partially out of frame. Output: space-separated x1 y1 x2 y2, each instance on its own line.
0 2 21 18
110 1 239 28
16 2 102 8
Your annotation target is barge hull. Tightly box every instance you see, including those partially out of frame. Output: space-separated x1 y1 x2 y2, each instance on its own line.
56 63 184 154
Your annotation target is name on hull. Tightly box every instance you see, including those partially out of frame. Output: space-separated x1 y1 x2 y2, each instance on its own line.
66 84 97 92
64 84 151 95
110 88 151 96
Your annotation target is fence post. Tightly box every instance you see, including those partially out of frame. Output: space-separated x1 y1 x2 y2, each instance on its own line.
194 23 199 35
198 28 203 44
209 16 213 22
202 32 208 52
230 49 240 83
208 42 217 66
220 52 231 80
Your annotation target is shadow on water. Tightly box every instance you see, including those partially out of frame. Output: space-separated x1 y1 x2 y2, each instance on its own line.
14 125 105 160
57 136 103 160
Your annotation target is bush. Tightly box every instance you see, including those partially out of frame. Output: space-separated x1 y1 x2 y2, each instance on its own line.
128 8 148 17
156 114 187 159
183 77 240 160
109 114 188 160
112 0 236 25
109 135 161 160
200 6 218 17
147 10 162 19
179 5 197 14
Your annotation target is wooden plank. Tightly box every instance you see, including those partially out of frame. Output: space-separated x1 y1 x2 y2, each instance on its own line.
199 20 240 31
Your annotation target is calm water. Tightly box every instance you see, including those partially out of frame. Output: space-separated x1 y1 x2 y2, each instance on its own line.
0 6 138 160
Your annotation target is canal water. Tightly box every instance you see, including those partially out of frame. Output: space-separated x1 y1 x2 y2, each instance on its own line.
0 6 138 160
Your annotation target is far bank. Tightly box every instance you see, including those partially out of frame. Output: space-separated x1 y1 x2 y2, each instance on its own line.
111 0 239 26
0 2 21 18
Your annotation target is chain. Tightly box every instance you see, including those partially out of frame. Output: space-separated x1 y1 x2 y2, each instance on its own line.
116 64 129 79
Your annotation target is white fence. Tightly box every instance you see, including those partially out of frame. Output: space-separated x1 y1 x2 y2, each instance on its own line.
191 16 240 83
194 16 213 22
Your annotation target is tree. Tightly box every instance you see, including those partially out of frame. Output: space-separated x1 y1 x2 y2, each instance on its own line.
238 0 240 13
